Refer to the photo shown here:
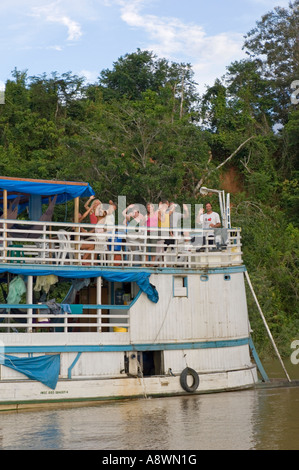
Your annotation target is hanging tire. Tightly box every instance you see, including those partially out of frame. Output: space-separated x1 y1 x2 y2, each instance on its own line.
180 367 200 393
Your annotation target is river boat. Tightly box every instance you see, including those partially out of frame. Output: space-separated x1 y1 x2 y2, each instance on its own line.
0 176 268 412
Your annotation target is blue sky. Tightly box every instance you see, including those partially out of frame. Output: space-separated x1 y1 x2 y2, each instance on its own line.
0 0 290 95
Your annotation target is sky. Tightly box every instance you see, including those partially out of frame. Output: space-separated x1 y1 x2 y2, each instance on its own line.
0 0 291 96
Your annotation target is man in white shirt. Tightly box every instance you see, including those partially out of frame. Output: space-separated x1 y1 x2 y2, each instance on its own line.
202 203 221 229
195 202 221 250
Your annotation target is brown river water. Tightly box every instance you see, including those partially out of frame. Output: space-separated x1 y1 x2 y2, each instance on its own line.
0 360 299 450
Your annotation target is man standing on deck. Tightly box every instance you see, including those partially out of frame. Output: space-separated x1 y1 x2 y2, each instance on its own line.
202 203 221 229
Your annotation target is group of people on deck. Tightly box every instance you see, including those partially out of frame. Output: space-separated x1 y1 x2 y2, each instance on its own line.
77 195 222 263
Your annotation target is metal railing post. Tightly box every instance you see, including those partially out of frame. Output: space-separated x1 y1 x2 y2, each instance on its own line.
26 276 33 333
97 276 102 332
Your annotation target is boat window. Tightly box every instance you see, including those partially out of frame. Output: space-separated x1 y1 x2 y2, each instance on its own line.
173 276 188 297
224 275 231 281
200 275 209 282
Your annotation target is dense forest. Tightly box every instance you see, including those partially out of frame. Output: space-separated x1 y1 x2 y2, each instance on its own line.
0 2 298 356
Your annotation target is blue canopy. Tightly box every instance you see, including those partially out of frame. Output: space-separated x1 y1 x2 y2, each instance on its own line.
99 271 159 303
0 267 159 303
1 354 60 389
0 176 95 208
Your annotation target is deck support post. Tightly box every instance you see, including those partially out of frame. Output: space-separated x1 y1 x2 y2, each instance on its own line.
26 276 33 333
245 270 291 383
97 276 102 332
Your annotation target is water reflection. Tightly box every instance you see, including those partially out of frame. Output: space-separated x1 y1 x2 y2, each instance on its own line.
253 388 299 450
1 358 299 450
1 387 299 450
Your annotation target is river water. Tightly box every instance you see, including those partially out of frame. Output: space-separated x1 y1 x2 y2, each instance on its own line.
1 360 299 451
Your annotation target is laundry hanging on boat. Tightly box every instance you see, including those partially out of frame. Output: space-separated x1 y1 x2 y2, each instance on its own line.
44 298 61 315
0 354 60 390
60 303 72 314
6 275 26 304
0 268 159 304
71 278 90 291
34 274 58 293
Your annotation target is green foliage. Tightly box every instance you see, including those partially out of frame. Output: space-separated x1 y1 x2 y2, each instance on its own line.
243 0 299 123
233 202 299 356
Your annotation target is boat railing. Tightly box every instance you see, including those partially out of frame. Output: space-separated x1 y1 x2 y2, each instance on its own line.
0 219 243 269
0 302 129 333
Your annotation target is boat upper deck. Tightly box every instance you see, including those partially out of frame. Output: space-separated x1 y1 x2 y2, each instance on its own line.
0 177 243 335
0 219 244 335
0 218 242 270
0 176 241 271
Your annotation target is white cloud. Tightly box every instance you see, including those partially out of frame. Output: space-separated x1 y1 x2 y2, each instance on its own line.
31 1 83 41
47 45 63 51
80 69 99 83
55 15 82 41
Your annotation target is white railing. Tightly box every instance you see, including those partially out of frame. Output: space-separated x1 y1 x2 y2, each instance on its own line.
0 219 243 333
0 219 243 269
0 303 129 333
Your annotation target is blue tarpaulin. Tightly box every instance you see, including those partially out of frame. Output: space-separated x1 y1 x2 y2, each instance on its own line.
100 271 159 303
1 354 60 389
0 177 95 208
0 268 159 303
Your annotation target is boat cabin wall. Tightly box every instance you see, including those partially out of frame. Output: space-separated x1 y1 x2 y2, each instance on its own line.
129 272 250 343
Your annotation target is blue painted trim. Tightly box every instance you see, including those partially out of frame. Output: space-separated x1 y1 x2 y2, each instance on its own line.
68 352 82 379
125 288 142 307
0 290 142 312
249 337 269 382
0 263 247 276
0 304 130 310
0 304 49 309
183 276 188 297
4 337 250 354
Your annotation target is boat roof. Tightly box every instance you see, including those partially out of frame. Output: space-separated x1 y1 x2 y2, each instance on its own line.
0 176 95 208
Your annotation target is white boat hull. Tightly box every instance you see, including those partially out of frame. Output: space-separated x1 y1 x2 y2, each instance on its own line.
0 365 258 412
0 268 262 411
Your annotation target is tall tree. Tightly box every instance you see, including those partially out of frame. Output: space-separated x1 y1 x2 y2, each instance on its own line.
243 0 299 123
98 49 199 118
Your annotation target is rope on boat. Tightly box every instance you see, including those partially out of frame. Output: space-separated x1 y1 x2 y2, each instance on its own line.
245 270 291 383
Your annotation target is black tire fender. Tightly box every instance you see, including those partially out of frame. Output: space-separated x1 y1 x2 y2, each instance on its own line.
180 367 200 393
